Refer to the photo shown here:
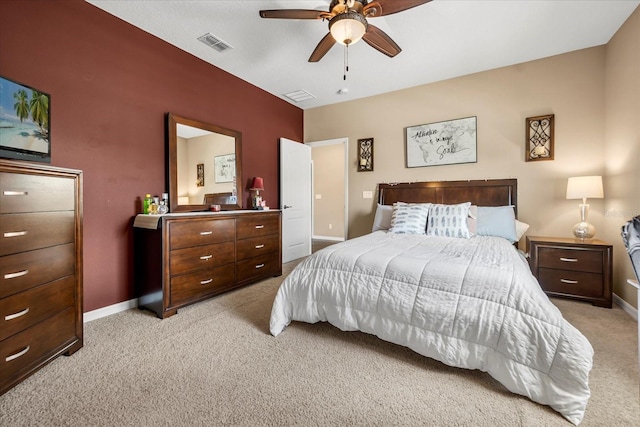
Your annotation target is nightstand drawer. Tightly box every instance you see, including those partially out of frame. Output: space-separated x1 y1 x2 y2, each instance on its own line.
538 268 603 298
538 247 602 273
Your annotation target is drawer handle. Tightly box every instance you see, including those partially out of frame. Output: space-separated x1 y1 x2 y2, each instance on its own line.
200 278 213 285
3 190 28 196
255 244 265 249
4 269 29 279
255 264 265 269
560 257 578 262
4 231 27 238
6 345 30 362
255 225 265 229
5 307 29 321
200 255 213 260
560 279 579 284
199 231 213 236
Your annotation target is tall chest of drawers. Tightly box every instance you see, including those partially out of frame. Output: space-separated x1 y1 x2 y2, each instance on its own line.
134 210 281 318
0 160 83 395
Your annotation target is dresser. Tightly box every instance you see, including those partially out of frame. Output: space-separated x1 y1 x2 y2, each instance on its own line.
0 160 83 395
527 236 612 308
134 210 281 318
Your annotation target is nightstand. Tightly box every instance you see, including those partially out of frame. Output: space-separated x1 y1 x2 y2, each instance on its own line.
527 236 613 308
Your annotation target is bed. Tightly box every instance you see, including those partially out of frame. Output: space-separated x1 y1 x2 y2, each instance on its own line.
270 179 593 425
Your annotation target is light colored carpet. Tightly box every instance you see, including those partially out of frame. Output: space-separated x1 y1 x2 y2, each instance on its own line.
1 259 638 426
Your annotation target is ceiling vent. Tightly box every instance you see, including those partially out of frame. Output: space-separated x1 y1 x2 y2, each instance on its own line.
283 89 316 103
197 33 233 53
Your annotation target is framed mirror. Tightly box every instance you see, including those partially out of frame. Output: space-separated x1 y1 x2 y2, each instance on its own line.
167 113 243 212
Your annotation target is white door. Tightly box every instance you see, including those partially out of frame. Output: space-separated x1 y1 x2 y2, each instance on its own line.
280 138 312 263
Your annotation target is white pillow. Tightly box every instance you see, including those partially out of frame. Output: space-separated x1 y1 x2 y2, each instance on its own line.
372 203 393 232
388 202 431 235
515 219 530 240
467 205 478 236
427 202 471 238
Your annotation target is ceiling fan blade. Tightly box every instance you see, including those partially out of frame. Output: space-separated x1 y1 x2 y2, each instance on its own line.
259 9 331 20
362 25 401 58
363 0 432 18
308 32 337 62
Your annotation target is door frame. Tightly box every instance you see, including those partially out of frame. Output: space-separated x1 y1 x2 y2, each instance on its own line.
306 137 349 241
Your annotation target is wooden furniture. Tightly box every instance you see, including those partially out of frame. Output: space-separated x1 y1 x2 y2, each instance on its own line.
0 159 83 395
378 179 517 214
134 210 281 318
203 192 235 206
527 236 612 308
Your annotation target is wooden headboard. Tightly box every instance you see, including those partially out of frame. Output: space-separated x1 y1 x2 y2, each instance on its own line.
378 179 517 216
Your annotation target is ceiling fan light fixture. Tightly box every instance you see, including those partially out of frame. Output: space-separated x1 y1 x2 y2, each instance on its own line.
329 11 367 46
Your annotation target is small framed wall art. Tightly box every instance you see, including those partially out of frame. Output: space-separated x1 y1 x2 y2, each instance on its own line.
196 163 204 186
357 138 373 172
525 114 554 162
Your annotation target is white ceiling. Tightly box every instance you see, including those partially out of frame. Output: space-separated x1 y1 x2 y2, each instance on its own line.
87 0 638 110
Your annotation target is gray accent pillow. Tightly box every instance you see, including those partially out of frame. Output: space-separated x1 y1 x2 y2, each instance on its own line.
427 202 472 238
389 202 431 235
372 203 393 232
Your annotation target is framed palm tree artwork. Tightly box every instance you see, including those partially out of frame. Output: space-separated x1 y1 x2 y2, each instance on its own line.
0 75 51 163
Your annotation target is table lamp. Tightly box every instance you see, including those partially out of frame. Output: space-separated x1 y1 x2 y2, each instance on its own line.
250 177 264 209
566 175 604 239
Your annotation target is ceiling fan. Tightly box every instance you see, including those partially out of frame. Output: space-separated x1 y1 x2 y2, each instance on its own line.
259 0 432 63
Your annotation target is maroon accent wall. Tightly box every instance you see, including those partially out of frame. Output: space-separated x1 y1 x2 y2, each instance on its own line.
0 0 303 312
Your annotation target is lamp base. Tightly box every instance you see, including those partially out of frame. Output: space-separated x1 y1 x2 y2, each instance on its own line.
572 221 596 240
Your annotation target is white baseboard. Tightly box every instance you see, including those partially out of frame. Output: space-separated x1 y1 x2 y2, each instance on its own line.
613 293 638 322
83 298 138 323
313 235 345 242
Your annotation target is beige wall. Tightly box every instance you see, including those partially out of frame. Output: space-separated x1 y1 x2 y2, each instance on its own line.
603 6 640 309
304 41 640 306
312 143 345 239
306 46 606 240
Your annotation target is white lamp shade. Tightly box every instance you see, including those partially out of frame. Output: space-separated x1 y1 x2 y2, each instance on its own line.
566 176 604 200
329 12 367 46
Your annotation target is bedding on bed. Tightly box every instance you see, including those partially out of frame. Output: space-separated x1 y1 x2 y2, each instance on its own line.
270 231 593 425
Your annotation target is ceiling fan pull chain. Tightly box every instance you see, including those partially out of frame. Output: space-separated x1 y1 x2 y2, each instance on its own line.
344 44 349 81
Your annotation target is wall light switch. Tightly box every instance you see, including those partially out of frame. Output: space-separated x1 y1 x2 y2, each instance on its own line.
362 191 373 199
315 194 322 199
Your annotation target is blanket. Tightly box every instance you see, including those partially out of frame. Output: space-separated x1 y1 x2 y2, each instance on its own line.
270 231 593 424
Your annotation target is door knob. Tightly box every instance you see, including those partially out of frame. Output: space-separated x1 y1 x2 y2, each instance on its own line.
283 205 292 209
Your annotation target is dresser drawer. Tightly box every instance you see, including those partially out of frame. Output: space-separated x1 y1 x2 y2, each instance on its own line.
170 241 235 276
236 214 279 240
538 268 603 298
0 276 75 341
170 264 236 307
1 307 76 387
538 247 602 273
0 172 75 213
169 219 235 250
237 235 279 261
0 243 75 298
237 253 279 283
0 212 75 256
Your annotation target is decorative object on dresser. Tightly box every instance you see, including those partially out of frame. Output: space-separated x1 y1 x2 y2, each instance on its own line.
527 236 612 308
0 159 83 395
249 177 265 209
565 175 604 239
357 138 373 171
134 210 281 319
525 114 554 161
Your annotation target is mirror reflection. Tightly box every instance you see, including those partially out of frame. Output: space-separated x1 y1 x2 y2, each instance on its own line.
167 113 243 212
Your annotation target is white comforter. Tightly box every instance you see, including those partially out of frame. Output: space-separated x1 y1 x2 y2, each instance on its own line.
270 231 593 425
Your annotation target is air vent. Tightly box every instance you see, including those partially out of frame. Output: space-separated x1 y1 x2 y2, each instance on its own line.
283 89 316 103
197 33 233 53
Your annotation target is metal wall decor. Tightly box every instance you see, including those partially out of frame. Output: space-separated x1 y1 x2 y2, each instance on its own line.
357 138 373 172
196 163 204 186
526 114 554 162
